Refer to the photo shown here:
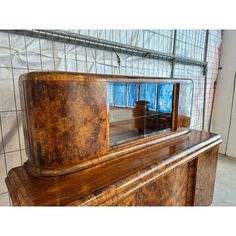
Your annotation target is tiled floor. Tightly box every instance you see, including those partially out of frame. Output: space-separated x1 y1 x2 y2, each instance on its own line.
0 154 235 206
212 154 236 206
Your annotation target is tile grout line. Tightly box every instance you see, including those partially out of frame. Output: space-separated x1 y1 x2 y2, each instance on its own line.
8 31 23 172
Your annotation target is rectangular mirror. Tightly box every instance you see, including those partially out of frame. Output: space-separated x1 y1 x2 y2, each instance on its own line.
108 82 175 146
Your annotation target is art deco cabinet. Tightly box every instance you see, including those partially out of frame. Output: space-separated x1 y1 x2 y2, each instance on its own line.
5 72 222 206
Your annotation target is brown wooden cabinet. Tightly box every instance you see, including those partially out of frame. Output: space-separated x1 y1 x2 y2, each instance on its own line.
5 72 221 206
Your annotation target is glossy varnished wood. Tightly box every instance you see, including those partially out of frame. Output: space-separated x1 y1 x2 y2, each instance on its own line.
7 72 219 206
135 163 189 206
193 147 219 206
6 130 221 206
20 74 108 176
19 72 192 176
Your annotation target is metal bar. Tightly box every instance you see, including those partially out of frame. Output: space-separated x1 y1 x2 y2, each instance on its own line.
126 83 128 107
208 81 217 131
138 83 141 100
202 30 209 131
155 83 158 111
171 30 177 78
225 71 236 154
2 30 207 69
208 31 224 131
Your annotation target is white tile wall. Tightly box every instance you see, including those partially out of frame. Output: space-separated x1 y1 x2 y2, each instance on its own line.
9 33 28 69
5 151 22 172
21 149 28 163
0 79 15 111
17 111 29 149
1 112 20 153
0 32 11 68
0 154 7 193
25 36 41 70
0 135 3 153
0 193 10 206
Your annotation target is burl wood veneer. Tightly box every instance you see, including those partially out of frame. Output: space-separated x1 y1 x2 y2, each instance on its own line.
5 72 221 206
6 130 221 206
20 73 108 176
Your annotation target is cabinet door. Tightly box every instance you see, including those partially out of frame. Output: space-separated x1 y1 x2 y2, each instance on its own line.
194 147 219 206
104 147 218 206
111 160 197 206
135 163 192 206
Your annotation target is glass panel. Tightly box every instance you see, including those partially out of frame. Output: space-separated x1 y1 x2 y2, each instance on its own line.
114 83 126 106
140 83 157 110
127 83 138 107
179 82 192 117
109 82 175 146
157 83 174 113
108 83 115 105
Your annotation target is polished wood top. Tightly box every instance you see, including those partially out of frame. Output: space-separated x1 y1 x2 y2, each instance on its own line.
20 71 193 83
6 130 221 206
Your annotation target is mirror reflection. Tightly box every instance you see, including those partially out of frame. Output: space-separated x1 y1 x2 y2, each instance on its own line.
109 82 175 146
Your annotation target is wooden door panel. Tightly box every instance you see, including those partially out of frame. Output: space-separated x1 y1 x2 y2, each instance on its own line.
194 148 219 206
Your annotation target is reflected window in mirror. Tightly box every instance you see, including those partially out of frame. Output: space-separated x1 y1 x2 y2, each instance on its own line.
108 82 175 146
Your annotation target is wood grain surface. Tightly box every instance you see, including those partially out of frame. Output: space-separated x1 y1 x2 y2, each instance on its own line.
7 72 219 206
6 129 221 206
19 72 192 176
20 74 108 175
193 147 219 206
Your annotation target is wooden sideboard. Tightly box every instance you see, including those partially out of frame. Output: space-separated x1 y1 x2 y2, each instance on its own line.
6 130 221 206
5 72 221 206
